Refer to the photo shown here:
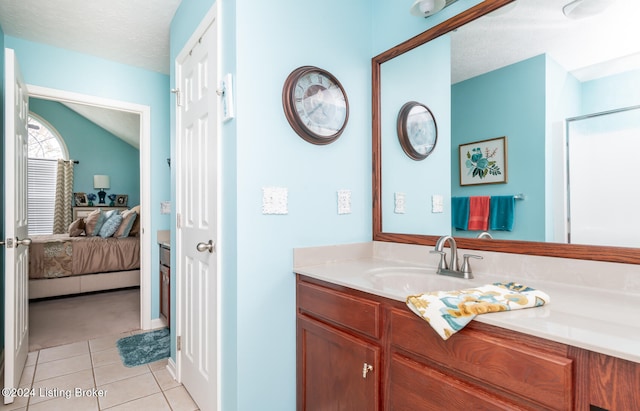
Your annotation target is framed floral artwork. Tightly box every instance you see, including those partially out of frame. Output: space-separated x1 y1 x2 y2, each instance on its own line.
459 136 507 186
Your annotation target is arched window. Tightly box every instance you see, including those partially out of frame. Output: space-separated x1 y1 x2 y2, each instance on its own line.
28 114 68 159
28 114 69 235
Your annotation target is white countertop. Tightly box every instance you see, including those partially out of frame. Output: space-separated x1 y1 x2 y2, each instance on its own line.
294 243 640 364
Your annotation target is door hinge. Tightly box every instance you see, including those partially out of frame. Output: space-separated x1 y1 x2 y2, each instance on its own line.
177 336 182 351
176 213 182 229
171 88 181 107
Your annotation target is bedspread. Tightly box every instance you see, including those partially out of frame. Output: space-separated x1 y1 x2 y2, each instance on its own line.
29 234 140 279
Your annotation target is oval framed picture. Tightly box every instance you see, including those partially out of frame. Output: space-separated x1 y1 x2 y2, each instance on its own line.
396 101 438 160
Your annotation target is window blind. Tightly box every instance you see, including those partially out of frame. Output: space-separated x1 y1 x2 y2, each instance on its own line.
28 158 58 235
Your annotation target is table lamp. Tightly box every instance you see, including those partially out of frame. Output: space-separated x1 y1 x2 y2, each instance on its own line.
93 175 110 204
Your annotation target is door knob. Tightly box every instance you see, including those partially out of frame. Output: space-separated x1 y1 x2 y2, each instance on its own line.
196 240 215 253
16 237 32 247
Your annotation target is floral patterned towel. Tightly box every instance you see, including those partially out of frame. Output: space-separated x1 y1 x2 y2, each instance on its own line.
406 282 550 340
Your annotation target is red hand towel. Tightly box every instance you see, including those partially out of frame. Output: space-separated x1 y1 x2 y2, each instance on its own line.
468 196 490 231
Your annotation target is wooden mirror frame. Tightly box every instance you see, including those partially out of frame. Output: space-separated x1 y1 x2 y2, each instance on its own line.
372 0 640 265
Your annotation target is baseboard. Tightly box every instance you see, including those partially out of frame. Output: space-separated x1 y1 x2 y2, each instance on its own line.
150 318 166 330
167 357 177 381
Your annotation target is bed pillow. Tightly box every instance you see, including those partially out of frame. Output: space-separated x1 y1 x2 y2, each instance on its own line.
68 218 86 237
128 205 141 236
84 209 103 236
115 209 138 238
98 210 123 238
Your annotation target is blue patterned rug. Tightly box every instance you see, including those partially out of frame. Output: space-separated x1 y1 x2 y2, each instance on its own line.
116 328 170 367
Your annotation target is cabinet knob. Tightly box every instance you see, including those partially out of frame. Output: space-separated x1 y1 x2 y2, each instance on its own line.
362 363 373 379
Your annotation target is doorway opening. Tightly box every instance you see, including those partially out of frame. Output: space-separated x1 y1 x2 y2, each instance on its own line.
26 85 153 346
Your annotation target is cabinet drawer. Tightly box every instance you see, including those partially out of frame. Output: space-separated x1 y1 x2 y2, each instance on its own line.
390 309 573 410
297 280 381 339
389 354 528 411
160 245 170 266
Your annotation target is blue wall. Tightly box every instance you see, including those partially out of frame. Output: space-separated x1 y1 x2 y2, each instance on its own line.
29 98 140 206
381 35 452 235
171 0 372 409
452 55 547 240
371 0 482 55
582 68 640 114
4 36 171 320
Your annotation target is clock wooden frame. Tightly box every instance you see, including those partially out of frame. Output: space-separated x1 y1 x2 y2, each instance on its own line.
282 66 349 145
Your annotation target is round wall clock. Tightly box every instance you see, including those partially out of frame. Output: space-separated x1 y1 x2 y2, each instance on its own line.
396 101 438 160
282 66 349 145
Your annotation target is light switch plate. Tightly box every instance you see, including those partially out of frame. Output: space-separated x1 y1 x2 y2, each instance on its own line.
394 192 406 214
262 187 288 214
160 201 171 215
432 194 444 213
337 189 351 214
220 73 235 122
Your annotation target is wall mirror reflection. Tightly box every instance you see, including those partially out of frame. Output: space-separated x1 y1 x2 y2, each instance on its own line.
373 0 640 264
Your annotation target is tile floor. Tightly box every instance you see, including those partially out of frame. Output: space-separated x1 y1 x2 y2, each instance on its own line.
1 331 199 411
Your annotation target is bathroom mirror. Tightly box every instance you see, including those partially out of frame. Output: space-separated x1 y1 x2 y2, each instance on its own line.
372 0 640 264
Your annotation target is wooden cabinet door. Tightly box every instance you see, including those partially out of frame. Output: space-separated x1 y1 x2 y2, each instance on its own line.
298 316 380 411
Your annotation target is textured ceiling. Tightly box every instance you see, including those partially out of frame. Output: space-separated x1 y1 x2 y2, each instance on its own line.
0 0 181 74
0 0 181 147
451 0 640 83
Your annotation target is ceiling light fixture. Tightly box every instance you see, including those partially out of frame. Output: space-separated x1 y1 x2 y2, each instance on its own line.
563 0 617 19
410 0 446 18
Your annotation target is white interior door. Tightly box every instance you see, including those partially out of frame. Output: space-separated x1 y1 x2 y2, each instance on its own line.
175 13 219 411
3 48 30 405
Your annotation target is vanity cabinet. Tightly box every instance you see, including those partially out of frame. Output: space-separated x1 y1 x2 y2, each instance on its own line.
388 308 573 410
297 275 639 411
159 244 170 328
297 280 381 410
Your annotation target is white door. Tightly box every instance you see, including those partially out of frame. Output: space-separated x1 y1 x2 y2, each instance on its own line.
175 14 219 411
3 48 30 405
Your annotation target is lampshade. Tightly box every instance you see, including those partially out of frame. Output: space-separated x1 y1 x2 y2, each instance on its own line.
410 0 446 17
93 175 110 189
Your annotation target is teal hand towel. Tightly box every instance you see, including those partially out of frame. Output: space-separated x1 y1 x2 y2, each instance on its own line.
452 197 469 231
489 195 515 231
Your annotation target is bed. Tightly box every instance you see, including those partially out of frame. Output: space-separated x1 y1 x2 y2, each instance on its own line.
28 233 140 299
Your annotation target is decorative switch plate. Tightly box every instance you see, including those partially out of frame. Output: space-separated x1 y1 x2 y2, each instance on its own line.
337 189 351 214
160 201 171 215
262 187 288 214
394 192 406 214
432 194 444 213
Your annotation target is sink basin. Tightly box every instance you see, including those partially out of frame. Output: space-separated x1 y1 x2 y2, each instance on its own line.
364 266 473 295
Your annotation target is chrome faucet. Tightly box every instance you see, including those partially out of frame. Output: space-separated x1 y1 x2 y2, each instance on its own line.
430 235 482 279
477 231 493 239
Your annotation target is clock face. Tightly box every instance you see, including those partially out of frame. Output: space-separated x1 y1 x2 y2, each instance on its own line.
283 66 349 145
